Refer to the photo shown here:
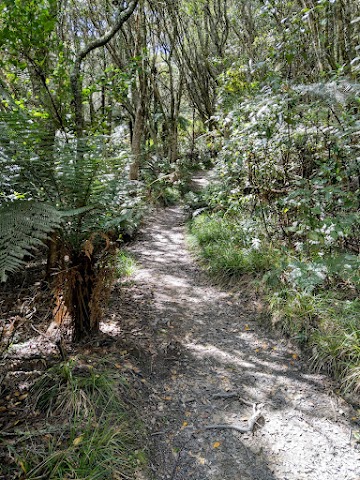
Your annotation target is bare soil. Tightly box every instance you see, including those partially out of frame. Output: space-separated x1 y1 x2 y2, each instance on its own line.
117 205 360 480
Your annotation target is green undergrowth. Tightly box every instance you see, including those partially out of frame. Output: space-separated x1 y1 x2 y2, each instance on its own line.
5 359 147 479
188 212 360 397
117 250 137 279
188 213 282 278
143 155 213 207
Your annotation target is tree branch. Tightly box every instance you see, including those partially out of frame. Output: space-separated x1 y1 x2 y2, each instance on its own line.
77 1 139 62
70 0 139 136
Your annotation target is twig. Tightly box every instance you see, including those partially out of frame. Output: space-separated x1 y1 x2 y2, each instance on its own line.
169 443 186 480
30 324 49 339
204 404 264 434
55 339 67 361
212 392 240 399
31 323 66 360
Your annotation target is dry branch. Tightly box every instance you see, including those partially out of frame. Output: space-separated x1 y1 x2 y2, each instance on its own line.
204 403 264 434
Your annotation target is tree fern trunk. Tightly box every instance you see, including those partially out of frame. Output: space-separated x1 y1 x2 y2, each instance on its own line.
71 254 98 341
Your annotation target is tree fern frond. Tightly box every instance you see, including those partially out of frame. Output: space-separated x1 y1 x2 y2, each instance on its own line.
0 201 62 282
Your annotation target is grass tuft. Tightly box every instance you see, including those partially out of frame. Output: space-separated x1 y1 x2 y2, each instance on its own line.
189 212 281 278
10 359 147 479
116 251 137 279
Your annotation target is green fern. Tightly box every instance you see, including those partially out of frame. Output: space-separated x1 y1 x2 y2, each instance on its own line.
0 200 62 281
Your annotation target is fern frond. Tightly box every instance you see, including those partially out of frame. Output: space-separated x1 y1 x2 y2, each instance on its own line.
0 201 62 282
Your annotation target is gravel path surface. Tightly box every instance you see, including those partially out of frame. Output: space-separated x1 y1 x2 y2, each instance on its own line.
117 205 360 480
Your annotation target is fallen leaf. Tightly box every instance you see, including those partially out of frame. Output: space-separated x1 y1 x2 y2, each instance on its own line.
73 436 83 446
84 239 94 259
124 362 140 373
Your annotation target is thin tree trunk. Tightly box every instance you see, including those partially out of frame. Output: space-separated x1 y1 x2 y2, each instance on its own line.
129 0 147 180
70 0 138 139
130 102 145 180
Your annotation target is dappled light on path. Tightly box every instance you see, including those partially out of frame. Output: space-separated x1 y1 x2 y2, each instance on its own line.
121 206 360 480
184 341 257 370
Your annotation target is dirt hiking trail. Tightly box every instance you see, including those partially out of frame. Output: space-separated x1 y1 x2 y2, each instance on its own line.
114 205 360 480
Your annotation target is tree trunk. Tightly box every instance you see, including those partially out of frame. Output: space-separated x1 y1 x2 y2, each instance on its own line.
71 254 97 341
168 119 178 164
130 102 145 180
67 0 139 340
129 0 147 180
45 233 59 284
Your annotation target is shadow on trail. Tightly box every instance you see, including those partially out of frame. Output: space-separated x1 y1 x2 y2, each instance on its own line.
108 277 278 480
114 205 359 480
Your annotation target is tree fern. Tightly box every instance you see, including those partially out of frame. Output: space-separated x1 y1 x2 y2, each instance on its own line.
0 200 62 281
0 110 145 338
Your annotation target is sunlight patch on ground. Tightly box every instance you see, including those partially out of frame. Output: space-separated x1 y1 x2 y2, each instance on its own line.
6 336 57 358
100 320 122 336
157 274 191 288
183 341 256 369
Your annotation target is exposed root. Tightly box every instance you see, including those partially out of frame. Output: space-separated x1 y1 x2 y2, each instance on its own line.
204 404 264 434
